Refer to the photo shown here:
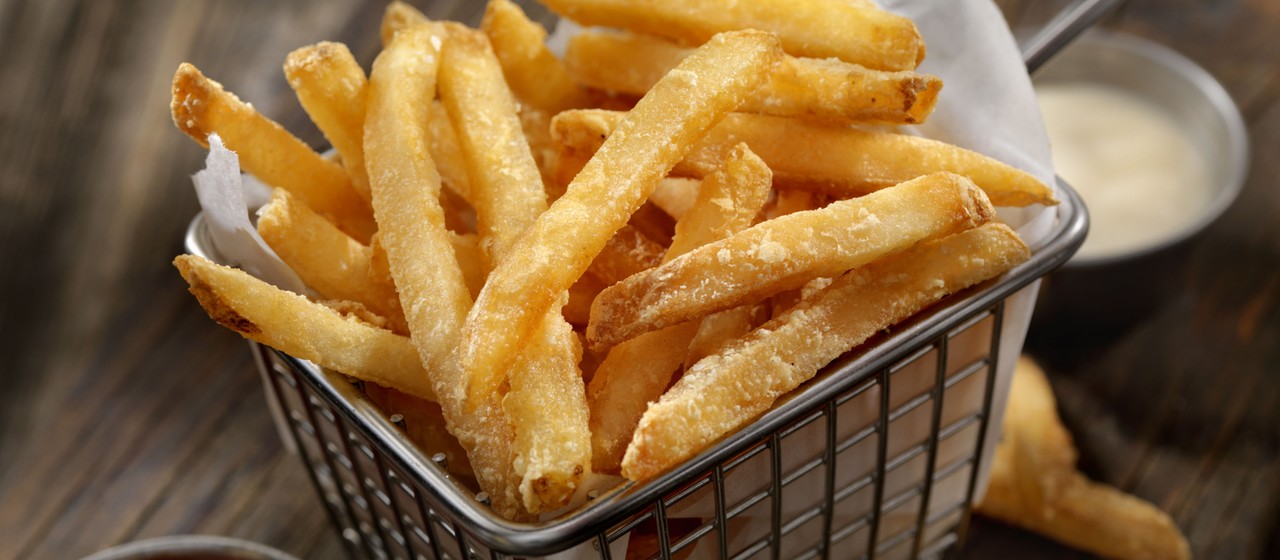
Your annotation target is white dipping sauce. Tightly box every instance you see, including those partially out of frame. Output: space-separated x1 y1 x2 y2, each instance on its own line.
1036 83 1211 260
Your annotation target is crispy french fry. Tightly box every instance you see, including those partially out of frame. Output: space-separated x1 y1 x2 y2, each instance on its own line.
481 0 589 114
621 223 1031 481
258 188 407 333
588 144 773 472
589 172 996 350
552 109 1058 208
566 31 941 125
978 359 1190 560
648 177 701 221
539 0 924 71
439 27 548 267
459 30 783 397
284 42 372 203
427 100 475 206
365 22 525 520
174 255 437 403
171 63 377 242
684 303 770 369
584 224 664 287
441 24 590 512
381 1 428 47
666 143 772 259
370 231 485 302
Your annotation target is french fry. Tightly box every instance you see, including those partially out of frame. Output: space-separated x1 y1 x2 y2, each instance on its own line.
428 100 476 207
459 30 784 401
481 0 589 114
283 42 372 204
439 27 548 268
174 255 437 403
978 359 1191 560
551 109 1059 208
584 224 664 287
257 188 407 334
566 31 942 125
171 63 377 243
648 177 701 221
370 232 485 302
621 223 1031 481
665 143 772 259
441 23 590 512
539 0 924 71
365 22 525 520
589 172 997 350
380 1 428 47
683 303 770 370
588 144 773 473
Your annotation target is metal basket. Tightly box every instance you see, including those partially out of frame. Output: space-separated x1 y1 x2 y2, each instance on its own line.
181 2 1110 555
184 177 1085 559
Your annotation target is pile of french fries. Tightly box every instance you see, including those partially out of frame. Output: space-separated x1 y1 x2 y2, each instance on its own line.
171 0 1052 521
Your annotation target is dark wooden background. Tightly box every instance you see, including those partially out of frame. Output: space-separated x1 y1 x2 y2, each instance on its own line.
2 0 1277 558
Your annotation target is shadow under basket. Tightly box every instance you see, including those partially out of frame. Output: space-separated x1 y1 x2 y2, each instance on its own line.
183 179 1086 559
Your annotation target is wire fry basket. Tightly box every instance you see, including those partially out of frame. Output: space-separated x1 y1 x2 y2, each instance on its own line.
184 178 1085 560
181 1 1105 555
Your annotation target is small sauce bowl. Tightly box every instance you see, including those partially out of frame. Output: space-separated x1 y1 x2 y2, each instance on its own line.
1032 31 1249 325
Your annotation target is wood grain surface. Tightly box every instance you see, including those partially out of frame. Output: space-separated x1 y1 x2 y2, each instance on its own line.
1 1 1276 559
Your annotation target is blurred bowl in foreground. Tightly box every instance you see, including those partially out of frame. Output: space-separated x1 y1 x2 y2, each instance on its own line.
80 536 300 560
1032 30 1248 326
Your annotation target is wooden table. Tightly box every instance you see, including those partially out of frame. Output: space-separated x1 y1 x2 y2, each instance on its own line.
2 1 1276 558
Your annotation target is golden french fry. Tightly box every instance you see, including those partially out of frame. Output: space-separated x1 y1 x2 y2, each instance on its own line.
552 109 1059 208
440 24 590 512
258 188 407 334
284 42 372 203
588 144 773 473
666 143 772 259
365 22 525 520
978 359 1190 560
566 31 941 125
481 0 589 114
684 303 770 370
459 30 784 399
174 255 437 403
648 177 701 221
621 223 1031 481
439 27 548 268
539 0 924 71
587 322 699 474
370 232 485 302
588 172 997 350
427 100 476 206
381 1 428 47
584 224 664 287
171 63 377 243
503 305 590 511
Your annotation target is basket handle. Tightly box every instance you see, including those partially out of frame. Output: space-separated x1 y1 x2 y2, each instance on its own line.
1021 0 1126 73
